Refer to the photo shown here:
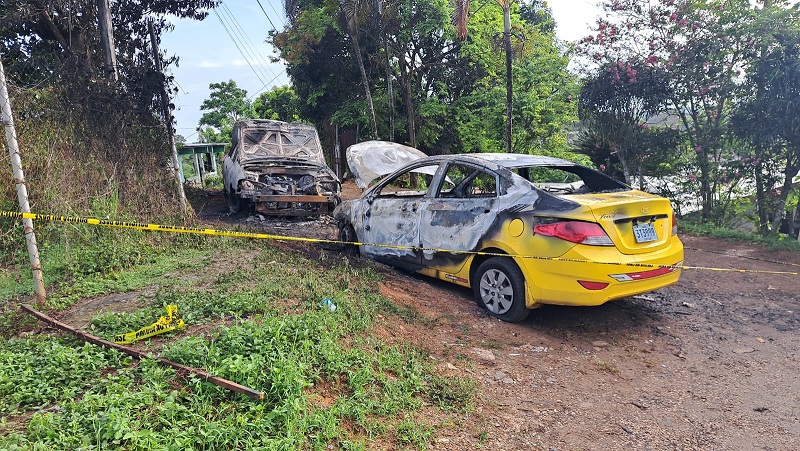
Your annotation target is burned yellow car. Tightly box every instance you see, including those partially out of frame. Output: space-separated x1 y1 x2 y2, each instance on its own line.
334 143 683 322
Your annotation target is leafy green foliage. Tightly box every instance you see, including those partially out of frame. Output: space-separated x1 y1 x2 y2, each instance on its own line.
0 338 128 414
254 85 302 122
575 0 800 227
273 0 579 157
1 238 473 449
198 80 256 143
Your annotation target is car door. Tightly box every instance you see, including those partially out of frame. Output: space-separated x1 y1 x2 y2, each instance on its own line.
361 163 441 271
419 162 500 272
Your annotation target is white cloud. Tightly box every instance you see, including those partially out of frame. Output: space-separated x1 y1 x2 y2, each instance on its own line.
199 60 224 68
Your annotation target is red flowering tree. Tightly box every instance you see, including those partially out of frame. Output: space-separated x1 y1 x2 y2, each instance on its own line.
577 60 672 184
576 0 760 221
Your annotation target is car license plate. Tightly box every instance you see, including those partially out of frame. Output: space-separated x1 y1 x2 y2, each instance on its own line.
633 222 658 243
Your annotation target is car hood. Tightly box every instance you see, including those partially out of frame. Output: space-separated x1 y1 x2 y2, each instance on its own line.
233 119 326 165
346 141 428 189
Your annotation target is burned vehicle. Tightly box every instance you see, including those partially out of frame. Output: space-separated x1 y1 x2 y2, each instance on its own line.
222 120 341 216
334 142 684 322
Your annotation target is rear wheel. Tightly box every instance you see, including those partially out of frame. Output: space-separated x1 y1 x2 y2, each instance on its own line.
473 258 530 323
338 222 359 256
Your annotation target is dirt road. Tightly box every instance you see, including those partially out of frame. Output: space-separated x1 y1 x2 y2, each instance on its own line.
189 186 800 449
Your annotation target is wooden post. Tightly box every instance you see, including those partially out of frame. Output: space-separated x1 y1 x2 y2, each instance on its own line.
0 58 47 303
96 0 119 81
148 19 188 215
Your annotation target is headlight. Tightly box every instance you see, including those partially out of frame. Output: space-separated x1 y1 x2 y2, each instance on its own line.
241 180 258 190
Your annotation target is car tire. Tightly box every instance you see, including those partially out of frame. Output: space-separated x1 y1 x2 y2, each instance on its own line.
338 222 359 256
227 190 241 214
473 258 530 323
228 189 250 214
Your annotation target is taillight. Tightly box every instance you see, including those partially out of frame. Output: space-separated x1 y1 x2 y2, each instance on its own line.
533 221 614 246
671 214 678 236
578 280 609 290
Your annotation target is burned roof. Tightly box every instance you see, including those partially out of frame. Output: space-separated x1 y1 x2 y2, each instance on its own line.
232 119 325 164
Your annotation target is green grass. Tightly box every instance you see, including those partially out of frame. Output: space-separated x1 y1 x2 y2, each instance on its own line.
0 234 473 450
681 221 800 250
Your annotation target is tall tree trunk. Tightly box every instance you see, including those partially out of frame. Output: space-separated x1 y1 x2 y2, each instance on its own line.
96 0 118 81
384 39 394 142
502 1 512 153
399 58 416 148
339 0 378 141
347 29 378 140
754 156 769 233
698 147 712 221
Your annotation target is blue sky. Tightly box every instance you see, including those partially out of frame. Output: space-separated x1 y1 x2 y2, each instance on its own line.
160 0 602 142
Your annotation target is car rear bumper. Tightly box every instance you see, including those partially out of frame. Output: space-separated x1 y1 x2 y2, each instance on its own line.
520 239 684 307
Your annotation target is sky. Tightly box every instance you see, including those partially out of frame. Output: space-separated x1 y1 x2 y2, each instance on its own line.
160 0 604 142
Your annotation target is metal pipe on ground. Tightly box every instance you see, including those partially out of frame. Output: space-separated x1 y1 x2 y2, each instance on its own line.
20 304 264 400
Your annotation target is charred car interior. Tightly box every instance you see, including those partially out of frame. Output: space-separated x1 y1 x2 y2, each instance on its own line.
223 120 341 216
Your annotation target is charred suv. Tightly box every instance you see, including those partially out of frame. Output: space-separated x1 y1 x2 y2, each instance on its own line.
222 120 341 216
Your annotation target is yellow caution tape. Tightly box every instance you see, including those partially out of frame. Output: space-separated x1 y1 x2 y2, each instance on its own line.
113 305 185 344
1 210 798 276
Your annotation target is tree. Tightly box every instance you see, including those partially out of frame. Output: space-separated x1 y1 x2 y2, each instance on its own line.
272 0 373 145
198 80 255 143
578 60 672 183
453 0 514 152
0 0 218 222
576 0 762 222
388 0 463 149
254 85 302 122
732 24 800 234
272 0 577 159
450 1 577 156
0 0 219 119
339 0 379 139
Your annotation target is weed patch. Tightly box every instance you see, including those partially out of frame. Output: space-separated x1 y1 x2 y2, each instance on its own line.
0 238 476 449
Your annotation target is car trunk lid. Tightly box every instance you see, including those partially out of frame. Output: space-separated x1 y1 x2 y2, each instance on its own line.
565 190 675 255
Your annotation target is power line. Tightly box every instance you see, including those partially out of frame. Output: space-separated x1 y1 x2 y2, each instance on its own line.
218 2 278 81
215 5 272 82
248 68 288 100
265 0 288 28
255 0 281 31
213 8 269 87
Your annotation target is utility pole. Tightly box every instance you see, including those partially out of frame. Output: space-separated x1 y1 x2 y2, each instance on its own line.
0 57 47 304
97 0 119 81
148 19 188 215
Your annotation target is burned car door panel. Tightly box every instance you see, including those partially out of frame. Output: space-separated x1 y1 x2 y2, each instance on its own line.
359 162 441 269
362 197 422 270
419 163 502 270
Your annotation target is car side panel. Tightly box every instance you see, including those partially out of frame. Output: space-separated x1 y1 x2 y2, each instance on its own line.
361 197 422 270
418 197 498 272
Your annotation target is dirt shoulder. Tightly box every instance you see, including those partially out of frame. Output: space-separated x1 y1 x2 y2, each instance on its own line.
190 186 800 449
370 235 800 450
